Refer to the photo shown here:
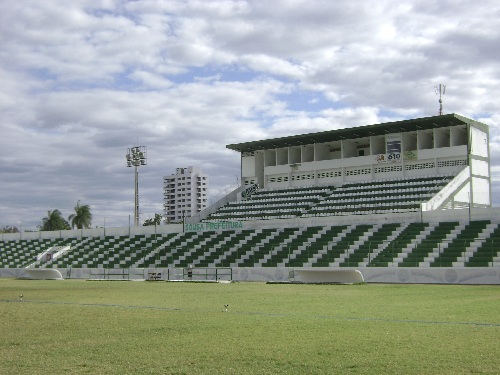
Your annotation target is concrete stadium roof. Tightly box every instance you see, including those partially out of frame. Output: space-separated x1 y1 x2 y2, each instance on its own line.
226 113 477 153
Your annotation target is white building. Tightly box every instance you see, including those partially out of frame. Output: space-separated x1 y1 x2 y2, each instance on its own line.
163 166 208 223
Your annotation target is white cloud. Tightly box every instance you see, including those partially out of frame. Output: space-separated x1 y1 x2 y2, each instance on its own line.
1 0 499 229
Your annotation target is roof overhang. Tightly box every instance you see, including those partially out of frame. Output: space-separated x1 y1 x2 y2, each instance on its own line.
226 113 476 153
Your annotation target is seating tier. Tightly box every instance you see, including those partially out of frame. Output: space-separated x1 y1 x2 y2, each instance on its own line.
2 220 498 270
206 175 454 221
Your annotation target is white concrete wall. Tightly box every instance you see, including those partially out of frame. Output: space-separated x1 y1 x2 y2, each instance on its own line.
3 207 499 241
1 223 183 242
2 267 499 284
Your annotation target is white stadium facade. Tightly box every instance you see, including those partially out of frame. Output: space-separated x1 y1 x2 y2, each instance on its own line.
1 114 499 284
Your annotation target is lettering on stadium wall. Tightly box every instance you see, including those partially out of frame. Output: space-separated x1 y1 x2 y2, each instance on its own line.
184 221 244 232
375 150 418 163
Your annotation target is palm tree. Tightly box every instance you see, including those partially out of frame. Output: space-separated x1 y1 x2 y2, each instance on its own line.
143 213 163 226
40 209 70 231
68 201 92 229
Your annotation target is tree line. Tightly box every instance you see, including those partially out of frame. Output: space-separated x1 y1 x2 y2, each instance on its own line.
1 201 164 233
39 201 93 231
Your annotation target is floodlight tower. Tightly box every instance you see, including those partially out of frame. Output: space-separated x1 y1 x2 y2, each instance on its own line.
126 146 147 226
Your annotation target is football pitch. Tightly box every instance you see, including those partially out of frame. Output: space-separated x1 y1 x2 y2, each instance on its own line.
0 279 499 374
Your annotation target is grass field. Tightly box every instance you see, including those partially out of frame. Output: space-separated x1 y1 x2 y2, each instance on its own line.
0 279 499 374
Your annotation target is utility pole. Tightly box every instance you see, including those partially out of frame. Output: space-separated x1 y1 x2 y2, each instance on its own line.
435 84 446 115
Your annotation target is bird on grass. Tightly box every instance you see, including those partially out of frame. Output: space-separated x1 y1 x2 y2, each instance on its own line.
224 304 229 312
19 295 23 302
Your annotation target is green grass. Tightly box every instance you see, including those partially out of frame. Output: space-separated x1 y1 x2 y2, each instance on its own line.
0 280 499 374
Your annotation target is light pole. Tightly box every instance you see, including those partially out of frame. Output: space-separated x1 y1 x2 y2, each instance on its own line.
126 146 147 226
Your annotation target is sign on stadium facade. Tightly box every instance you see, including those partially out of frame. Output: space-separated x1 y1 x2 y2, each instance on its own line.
184 221 243 232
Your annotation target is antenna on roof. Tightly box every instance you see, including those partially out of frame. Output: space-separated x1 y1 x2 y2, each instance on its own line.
435 84 446 115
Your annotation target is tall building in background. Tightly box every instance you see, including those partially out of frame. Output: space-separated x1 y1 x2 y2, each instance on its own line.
163 166 208 223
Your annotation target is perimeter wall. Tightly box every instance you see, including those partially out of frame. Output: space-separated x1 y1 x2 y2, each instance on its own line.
2 207 500 242
1 267 499 285
2 207 499 284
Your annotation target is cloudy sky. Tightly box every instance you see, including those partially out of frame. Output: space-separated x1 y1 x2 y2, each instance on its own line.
1 0 499 230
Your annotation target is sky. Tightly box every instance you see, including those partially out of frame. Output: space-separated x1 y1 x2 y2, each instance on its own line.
1 0 499 230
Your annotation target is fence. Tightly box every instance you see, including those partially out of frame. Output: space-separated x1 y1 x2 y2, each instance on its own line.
145 267 233 281
88 268 132 280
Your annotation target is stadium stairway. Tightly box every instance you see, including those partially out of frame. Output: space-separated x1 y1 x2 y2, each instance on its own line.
464 223 500 267
205 175 454 221
208 186 334 221
427 220 490 267
341 223 403 267
2 220 500 270
274 226 324 267
312 224 374 267
212 230 259 267
298 225 348 267
1 237 77 268
238 229 288 267
367 222 429 267
397 222 459 267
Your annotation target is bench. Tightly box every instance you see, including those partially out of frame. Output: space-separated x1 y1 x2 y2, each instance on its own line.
148 272 162 281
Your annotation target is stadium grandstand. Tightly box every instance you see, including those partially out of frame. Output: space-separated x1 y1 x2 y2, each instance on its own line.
1 113 499 284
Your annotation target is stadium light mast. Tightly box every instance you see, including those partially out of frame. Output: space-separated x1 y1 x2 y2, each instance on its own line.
126 146 147 226
435 84 446 116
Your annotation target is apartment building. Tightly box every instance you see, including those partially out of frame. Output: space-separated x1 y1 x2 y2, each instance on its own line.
163 166 208 222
